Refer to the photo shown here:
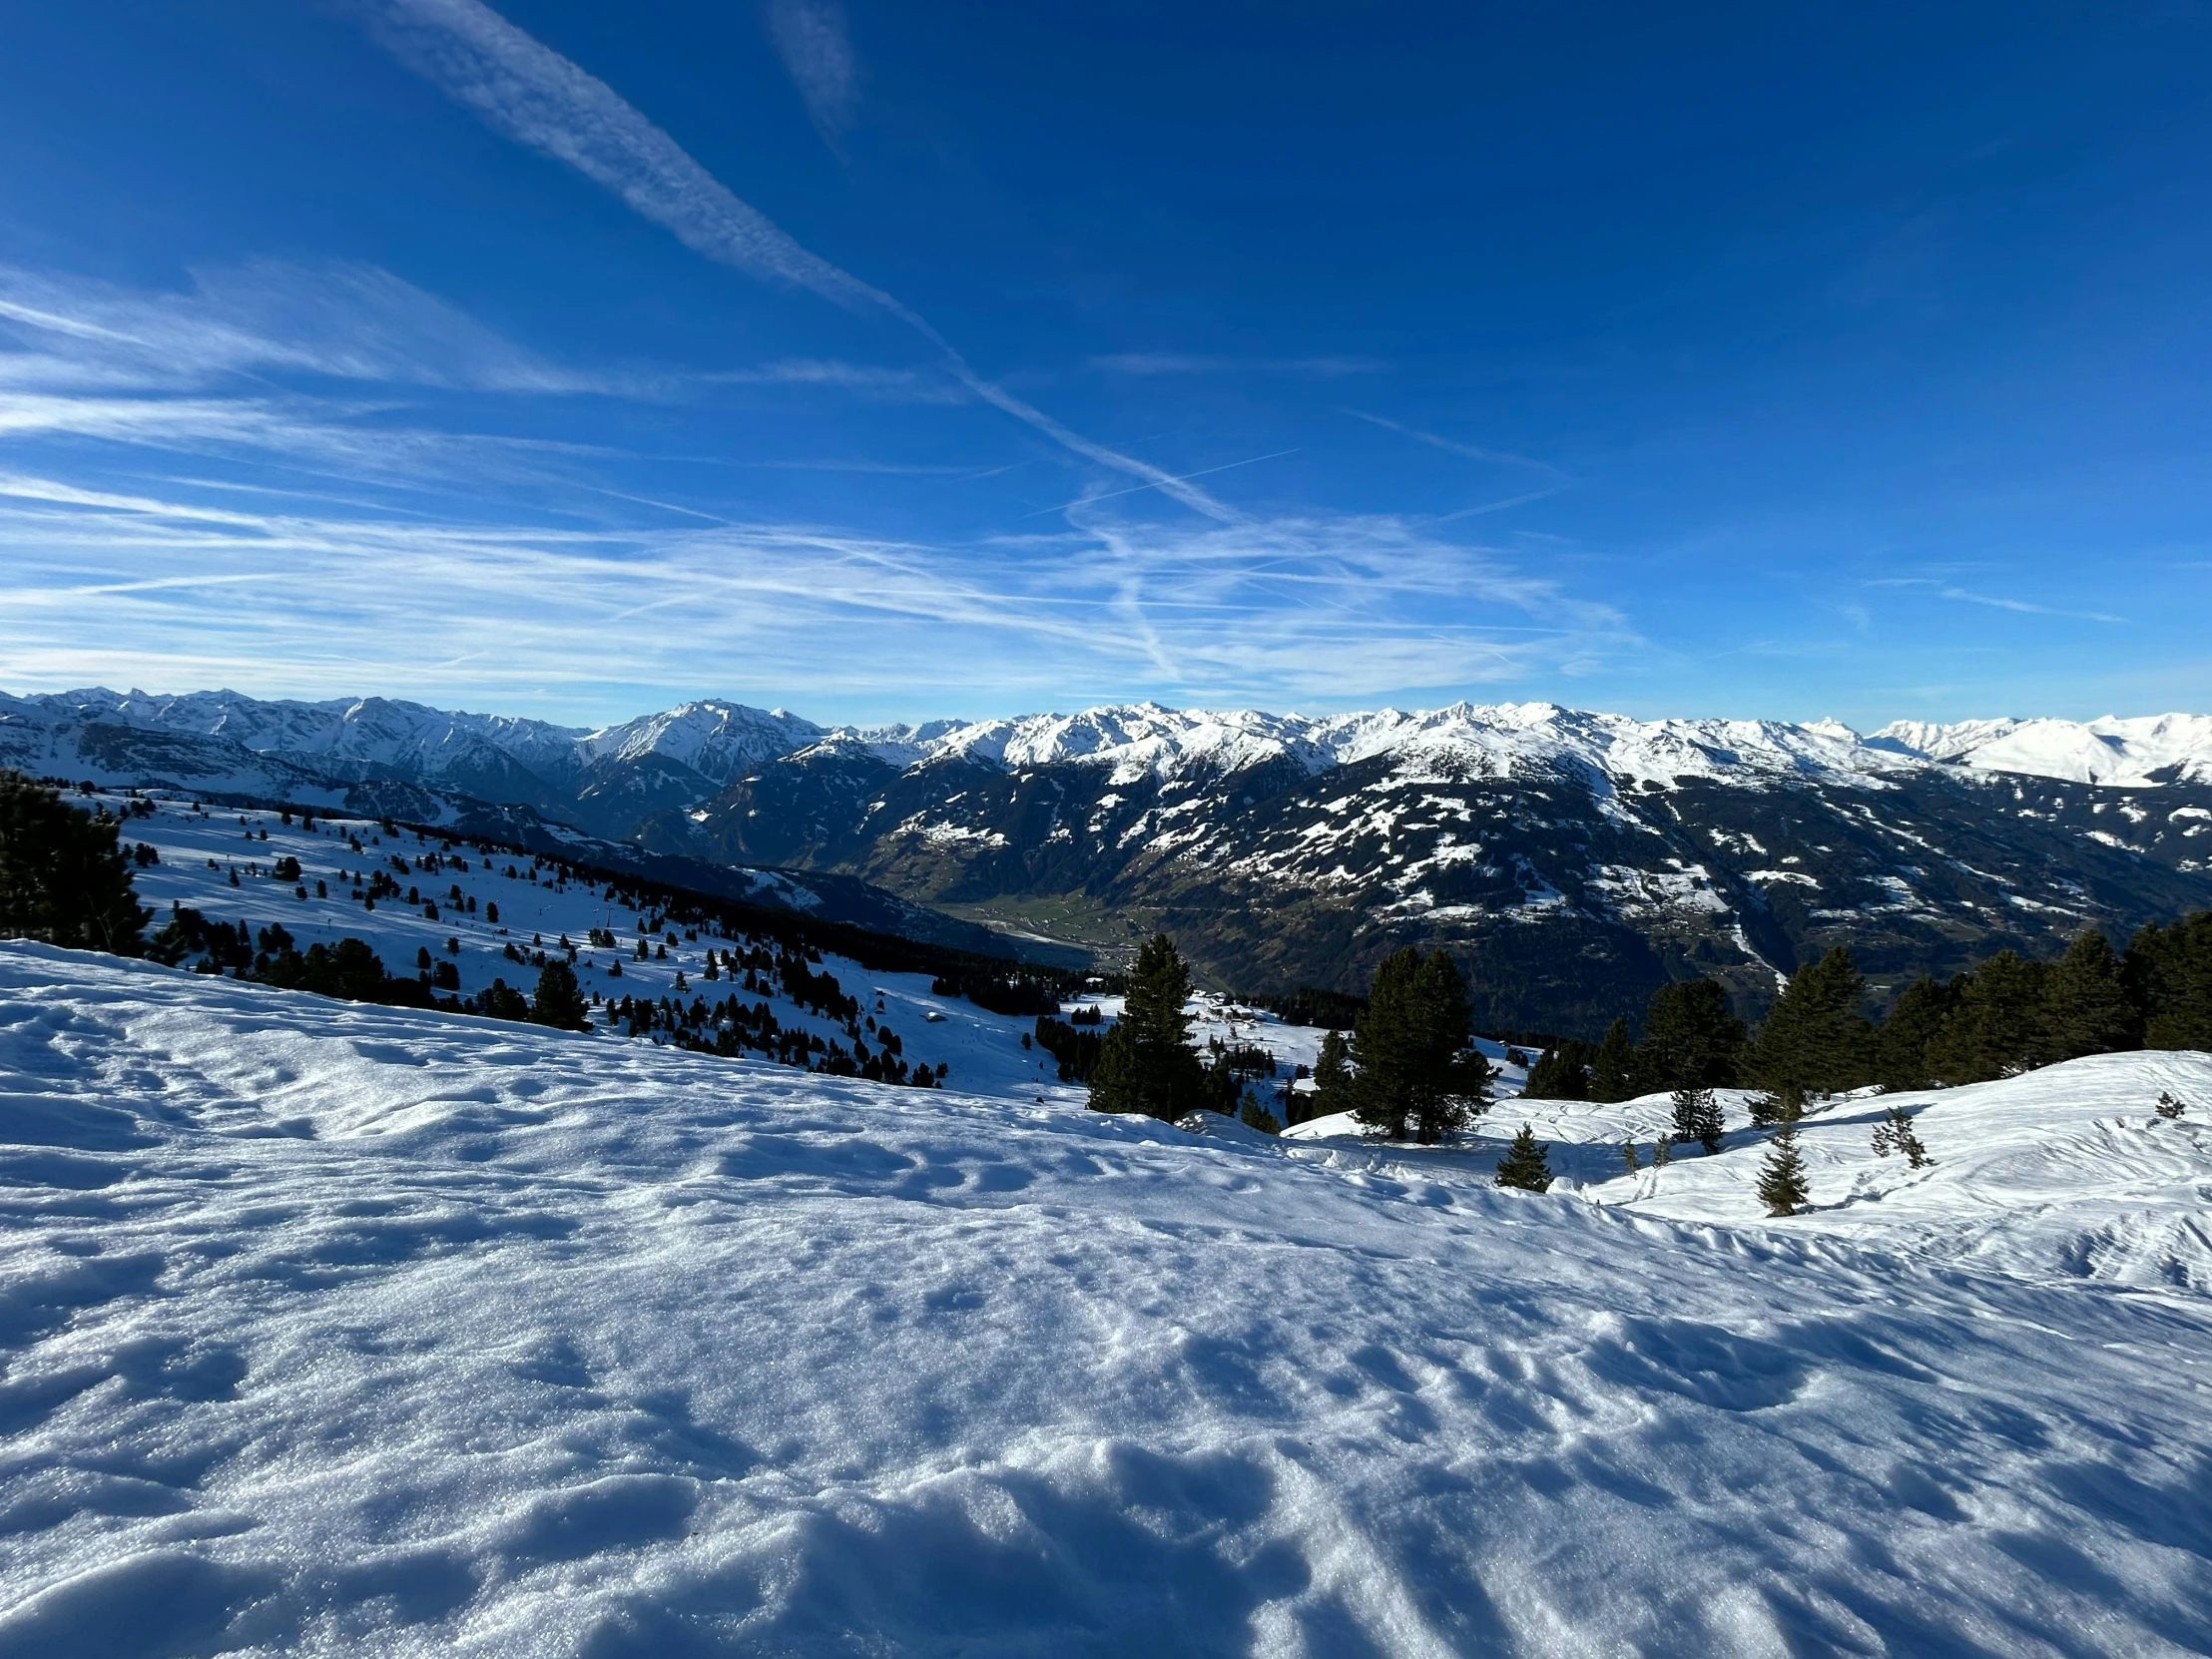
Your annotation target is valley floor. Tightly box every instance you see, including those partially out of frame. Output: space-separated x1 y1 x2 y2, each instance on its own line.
2 944 2211 1656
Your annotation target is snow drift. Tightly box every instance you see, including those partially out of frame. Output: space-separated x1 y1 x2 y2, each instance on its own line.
3 944 2212 1655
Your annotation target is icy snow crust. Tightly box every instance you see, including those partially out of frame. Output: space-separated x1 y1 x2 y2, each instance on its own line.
6 948 2212 1655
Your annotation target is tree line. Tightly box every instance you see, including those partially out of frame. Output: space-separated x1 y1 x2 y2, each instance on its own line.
1091 934 1490 1144
1521 923 2211 1101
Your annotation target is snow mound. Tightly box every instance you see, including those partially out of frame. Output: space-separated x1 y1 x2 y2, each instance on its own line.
4 945 2212 1654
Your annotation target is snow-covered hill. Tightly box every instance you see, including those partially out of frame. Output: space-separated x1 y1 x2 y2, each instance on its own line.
1872 713 2212 787
1291 1059 2212 1292
3 945 2209 1654
99 788 1092 1102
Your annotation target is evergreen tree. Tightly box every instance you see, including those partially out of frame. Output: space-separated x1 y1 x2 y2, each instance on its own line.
1870 1103 1932 1168
1588 1018 1639 1103
1350 947 1491 1143
1747 947 1875 1094
1493 1123 1554 1192
1652 1136 1672 1169
1087 1022 1141 1113
1620 1138 1640 1175
2155 1091 2187 1120
1086 934 1206 1119
481 977 530 1021
1924 951 2046 1084
1638 978 1747 1090
1521 1037 1592 1100
530 960 590 1030
0 771 148 955
1308 1029 1357 1120
2040 929 2140 1062
1874 975 1954 1091
1239 1098 1283 1135
1747 1082 1804 1128
2126 912 2212 1050
1756 1119 1810 1216
1671 1086 1724 1154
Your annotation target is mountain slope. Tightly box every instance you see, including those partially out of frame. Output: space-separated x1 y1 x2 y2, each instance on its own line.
14 688 2212 1021
4 942 2210 1654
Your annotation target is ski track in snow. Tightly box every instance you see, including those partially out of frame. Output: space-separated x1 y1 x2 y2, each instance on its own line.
3 945 2212 1654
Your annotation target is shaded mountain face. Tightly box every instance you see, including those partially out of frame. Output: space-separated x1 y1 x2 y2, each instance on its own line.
646 734 2212 1032
11 686 2212 1028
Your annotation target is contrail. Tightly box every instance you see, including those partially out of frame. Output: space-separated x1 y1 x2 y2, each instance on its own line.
363 0 1237 521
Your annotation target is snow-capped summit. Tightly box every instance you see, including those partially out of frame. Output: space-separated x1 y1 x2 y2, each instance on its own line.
1870 713 2212 787
580 700 826 786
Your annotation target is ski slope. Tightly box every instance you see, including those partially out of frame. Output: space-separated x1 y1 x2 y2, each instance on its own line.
3 944 2210 1655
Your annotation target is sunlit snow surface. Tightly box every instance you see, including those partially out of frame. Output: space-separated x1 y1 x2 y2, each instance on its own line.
4 945 2212 1656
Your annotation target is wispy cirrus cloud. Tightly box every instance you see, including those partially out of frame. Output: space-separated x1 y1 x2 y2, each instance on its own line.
760 0 859 150
362 0 1240 521
702 357 969 403
0 466 1635 714
1868 578 2127 625
0 259 608 395
1092 352 1391 378
1342 407 1564 476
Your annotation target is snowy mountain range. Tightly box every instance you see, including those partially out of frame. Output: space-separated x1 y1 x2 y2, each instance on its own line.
9 686 2212 1024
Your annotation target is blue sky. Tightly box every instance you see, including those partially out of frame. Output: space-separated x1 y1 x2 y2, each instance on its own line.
1 0 2207 729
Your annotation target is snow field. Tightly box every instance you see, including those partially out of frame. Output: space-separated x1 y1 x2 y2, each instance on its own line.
1291 1058 2212 1291
3 946 2211 1654
102 790 1092 1104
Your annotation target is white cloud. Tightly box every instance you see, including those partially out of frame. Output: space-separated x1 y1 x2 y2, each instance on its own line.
0 260 604 395
760 0 859 147
703 357 969 403
0 477 1637 713
1342 407 1562 476
365 0 1241 521
1092 352 1391 377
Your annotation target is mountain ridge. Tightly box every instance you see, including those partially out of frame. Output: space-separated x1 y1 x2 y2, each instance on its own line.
13 684 2212 794
10 685 2212 1023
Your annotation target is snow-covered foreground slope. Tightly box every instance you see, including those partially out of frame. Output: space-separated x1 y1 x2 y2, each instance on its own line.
5 947 2212 1655
1292 1058 2212 1292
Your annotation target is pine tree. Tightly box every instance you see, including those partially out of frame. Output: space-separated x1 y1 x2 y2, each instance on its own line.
1652 1136 1672 1169
1522 1037 1592 1100
530 960 590 1030
2039 928 2141 1062
1638 978 1747 1090
1870 1103 1932 1167
2155 1091 2187 1120
1493 1123 1553 1192
1671 1086 1724 1153
1086 1023 1140 1112
0 771 148 954
1620 1138 1640 1175
1588 1018 1639 1103
1349 947 1490 1143
1756 1119 1810 1216
1874 975 1954 1091
481 977 530 1021
1924 951 2046 1084
1747 1082 1804 1128
1309 1029 1357 1120
1086 934 1205 1120
2127 912 2212 1051
1747 946 1875 1094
